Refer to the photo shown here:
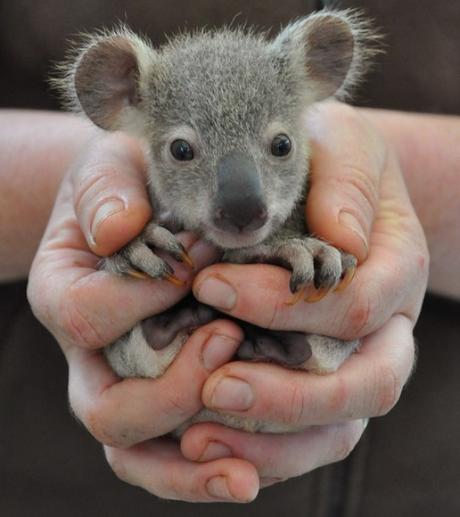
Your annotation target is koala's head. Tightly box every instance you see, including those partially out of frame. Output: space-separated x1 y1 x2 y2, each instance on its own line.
59 10 374 249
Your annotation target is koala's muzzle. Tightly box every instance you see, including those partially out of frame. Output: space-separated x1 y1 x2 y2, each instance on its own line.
213 152 268 233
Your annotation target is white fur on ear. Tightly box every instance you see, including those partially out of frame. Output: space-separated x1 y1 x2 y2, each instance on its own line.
52 26 156 131
273 9 380 101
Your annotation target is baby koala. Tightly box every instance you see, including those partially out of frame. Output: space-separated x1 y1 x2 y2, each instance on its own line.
57 9 376 433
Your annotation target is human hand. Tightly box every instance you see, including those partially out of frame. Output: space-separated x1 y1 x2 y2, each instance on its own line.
27 132 260 502
181 101 428 487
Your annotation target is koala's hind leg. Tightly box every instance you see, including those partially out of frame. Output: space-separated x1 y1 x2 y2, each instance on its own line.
105 297 217 378
101 221 193 285
236 322 359 373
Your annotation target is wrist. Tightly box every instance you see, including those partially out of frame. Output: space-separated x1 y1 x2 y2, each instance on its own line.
0 110 96 280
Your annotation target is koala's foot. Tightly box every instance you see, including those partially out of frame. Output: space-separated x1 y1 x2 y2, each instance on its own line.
224 237 357 303
101 221 193 285
237 323 312 367
105 297 216 378
236 322 359 374
175 336 360 436
141 298 217 350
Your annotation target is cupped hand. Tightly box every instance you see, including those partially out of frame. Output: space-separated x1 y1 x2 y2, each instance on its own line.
27 101 429 500
182 101 428 485
27 131 260 502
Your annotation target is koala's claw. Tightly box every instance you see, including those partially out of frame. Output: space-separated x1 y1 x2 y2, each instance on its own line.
177 248 195 269
225 237 356 303
335 265 356 292
304 286 330 303
126 267 186 287
286 285 331 305
289 270 311 294
102 221 192 285
127 269 150 280
285 288 307 306
164 272 186 287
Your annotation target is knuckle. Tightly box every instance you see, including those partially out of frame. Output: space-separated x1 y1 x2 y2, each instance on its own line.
417 249 430 286
104 447 130 483
260 450 278 473
163 474 190 501
373 362 404 416
282 382 309 428
73 164 120 216
81 401 128 448
343 286 380 338
81 403 112 444
164 391 190 421
332 423 361 462
266 282 294 329
327 374 350 415
27 275 51 327
344 165 379 211
58 284 105 348
266 298 283 329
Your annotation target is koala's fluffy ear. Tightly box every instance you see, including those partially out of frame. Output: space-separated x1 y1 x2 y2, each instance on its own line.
273 10 377 101
55 28 155 131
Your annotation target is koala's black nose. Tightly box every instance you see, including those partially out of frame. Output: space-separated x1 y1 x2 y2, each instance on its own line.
213 199 268 233
213 152 268 233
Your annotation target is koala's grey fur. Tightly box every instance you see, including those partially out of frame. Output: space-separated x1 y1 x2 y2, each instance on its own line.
55 9 378 434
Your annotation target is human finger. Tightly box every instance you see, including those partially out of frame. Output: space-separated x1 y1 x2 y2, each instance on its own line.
305 101 385 263
200 315 415 429
104 439 259 503
71 131 152 256
29 227 218 350
67 319 243 448
181 419 366 481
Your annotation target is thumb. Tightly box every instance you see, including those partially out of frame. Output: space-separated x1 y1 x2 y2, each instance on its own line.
305 103 386 263
72 131 152 256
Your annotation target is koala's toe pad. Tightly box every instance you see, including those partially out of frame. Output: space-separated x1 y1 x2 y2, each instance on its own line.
141 301 217 350
237 326 312 367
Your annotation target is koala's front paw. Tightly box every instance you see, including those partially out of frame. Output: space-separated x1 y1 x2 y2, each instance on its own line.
101 221 193 285
285 238 357 303
224 237 357 303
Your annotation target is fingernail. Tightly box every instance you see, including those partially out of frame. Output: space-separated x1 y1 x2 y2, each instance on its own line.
195 276 237 311
91 198 125 244
206 476 236 502
202 334 240 371
199 441 233 462
339 211 368 253
209 377 254 411
362 418 370 430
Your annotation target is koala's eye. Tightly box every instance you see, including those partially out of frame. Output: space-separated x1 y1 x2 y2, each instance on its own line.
170 139 194 161
271 134 291 157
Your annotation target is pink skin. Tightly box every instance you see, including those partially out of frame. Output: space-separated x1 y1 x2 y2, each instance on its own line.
28 132 259 503
27 102 427 502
